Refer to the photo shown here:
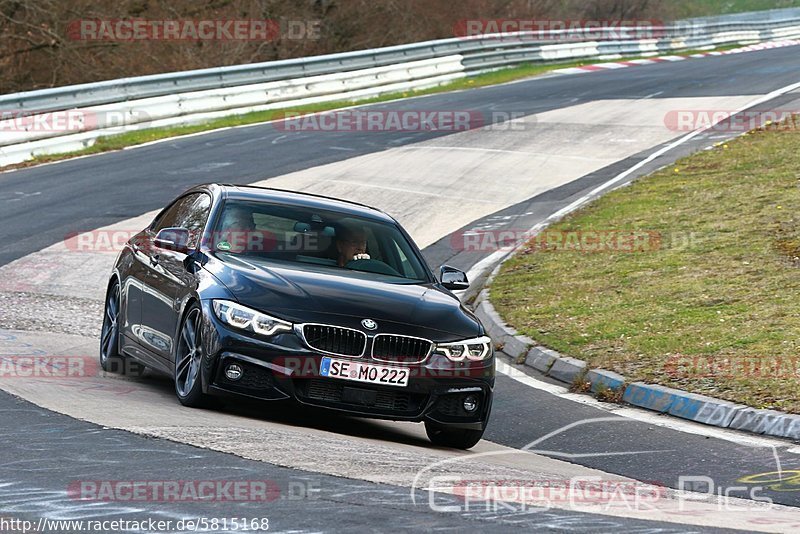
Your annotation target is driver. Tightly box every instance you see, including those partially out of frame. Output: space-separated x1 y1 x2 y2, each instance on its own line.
336 224 370 267
216 205 256 252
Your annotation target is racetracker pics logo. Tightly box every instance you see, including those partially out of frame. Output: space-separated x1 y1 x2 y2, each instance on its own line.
67 480 290 502
0 355 97 379
274 110 525 132
453 19 665 40
665 354 800 379
664 110 800 132
66 19 321 41
429 477 666 511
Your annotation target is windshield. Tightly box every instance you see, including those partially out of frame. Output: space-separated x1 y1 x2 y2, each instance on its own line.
208 199 430 282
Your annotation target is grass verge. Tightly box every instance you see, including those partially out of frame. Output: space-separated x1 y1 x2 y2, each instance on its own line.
490 118 800 413
7 44 746 171
670 0 800 18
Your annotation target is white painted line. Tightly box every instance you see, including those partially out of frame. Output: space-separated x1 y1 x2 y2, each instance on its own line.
313 178 500 204
495 360 796 450
553 79 800 214
467 77 800 284
473 79 800 446
397 145 604 161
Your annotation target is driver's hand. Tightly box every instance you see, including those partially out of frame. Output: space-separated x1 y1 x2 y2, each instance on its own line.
353 253 370 261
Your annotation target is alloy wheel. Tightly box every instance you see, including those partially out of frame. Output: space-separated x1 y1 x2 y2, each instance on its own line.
175 308 202 398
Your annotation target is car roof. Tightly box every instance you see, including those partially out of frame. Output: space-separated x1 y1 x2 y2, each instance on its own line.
208 184 396 224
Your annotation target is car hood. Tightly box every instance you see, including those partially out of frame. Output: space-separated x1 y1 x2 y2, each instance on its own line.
204 254 483 341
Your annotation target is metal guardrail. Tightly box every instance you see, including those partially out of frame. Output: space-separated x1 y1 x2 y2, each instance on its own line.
0 42 469 114
3 9 800 114
1 8 800 167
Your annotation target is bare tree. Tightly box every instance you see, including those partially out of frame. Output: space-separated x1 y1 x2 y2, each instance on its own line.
0 0 673 94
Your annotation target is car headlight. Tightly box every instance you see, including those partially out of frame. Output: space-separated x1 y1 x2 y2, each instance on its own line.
435 336 492 362
212 300 292 337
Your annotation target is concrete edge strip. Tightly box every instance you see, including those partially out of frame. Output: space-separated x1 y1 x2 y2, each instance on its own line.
473 289 800 442
552 39 800 75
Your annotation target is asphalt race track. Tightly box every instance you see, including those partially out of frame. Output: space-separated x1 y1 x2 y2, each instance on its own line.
3 45 800 532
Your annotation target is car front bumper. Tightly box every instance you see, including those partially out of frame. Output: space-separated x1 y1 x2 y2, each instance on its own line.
199 301 494 430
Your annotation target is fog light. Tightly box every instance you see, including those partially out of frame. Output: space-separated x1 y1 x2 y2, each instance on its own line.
463 394 479 412
225 363 243 381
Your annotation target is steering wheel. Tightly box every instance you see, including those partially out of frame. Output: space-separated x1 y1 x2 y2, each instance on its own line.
345 258 402 277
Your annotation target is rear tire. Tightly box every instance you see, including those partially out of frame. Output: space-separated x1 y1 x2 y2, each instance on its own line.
99 280 145 376
174 304 210 408
425 421 484 450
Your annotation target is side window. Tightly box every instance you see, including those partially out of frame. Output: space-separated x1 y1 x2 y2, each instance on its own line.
152 193 211 248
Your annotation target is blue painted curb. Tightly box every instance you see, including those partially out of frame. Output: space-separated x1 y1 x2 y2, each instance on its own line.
474 294 800 443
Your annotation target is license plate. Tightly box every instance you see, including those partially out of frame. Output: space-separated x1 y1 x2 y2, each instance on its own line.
319 357 409 387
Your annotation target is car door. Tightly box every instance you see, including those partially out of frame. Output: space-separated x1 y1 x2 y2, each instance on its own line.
118 227 151 362
138 193 212 366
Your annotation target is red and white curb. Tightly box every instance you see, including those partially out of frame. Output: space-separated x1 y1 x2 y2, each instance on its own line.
554 39 800 75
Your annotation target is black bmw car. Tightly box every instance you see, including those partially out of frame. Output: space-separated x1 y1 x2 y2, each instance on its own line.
100 184 494 449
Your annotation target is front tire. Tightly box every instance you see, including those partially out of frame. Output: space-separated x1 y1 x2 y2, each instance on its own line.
100 280 144 376
425 421 484 450
174 304 210 407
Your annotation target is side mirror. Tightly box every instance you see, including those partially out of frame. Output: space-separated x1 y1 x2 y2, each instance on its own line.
154 227 191 254
440 265 469 291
